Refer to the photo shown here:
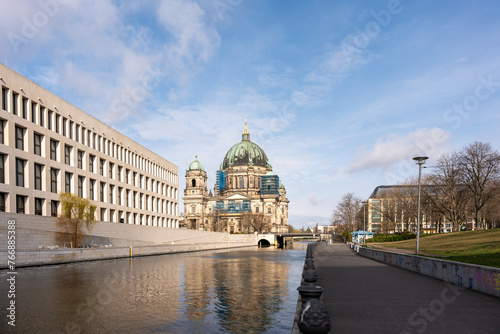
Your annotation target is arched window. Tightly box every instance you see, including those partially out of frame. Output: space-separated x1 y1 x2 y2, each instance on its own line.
192 179 196 187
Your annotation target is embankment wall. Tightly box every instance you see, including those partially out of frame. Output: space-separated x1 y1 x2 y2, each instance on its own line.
1 213 257 268
359 247 500 298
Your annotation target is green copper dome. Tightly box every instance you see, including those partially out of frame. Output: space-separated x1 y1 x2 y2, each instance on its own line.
189 156 204 171
222 120 269 169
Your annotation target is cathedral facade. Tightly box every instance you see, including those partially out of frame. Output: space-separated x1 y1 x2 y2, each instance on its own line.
183 121 289 233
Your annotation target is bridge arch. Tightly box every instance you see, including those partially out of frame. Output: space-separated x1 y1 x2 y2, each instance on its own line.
258 239 271 247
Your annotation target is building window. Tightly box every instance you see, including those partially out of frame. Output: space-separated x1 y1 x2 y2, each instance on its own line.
89 154 95 173
55 114 60 133
12 92 18 115
35 198 43 215
69 121 73 139
81 127 86 145
77 150 84 169
34 133 42 156
51 168 58 193
65 172 72 193
140 193 143 209
34 163 43 190
0 154 4 183
51 200 59 217
118 166 122 182
48 110 53 130
0 119 4 144
109 162 114 180
1 87 7 111
75 124 79 142
31 102 37 123
100 182 105 202
268 207 272 214
78 176 84 197
125 169 129 184
133 191 137 208
16 195 26 214
50 139 58 161
15 126 25 150
62 117 67 136
89 179 95 200
65 145 72 165
109 185 114 204
22 98 28 119
0 192 6 212
118 187 122 205
16 158 25 187
39 108 45 127
100 159 105 176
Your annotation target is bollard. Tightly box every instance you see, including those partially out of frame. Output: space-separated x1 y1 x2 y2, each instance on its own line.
302 268 318 284
304 257 315 271
298 299 331 334
297 283 323 308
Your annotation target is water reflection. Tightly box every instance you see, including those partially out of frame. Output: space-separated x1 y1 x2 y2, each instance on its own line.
0 244 307 334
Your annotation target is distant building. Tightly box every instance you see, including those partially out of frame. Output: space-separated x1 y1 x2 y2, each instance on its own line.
0 63 179 227
183 121 289 233
366 185 454 233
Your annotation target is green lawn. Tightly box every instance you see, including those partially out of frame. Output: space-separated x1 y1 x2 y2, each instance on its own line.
371 229 500 268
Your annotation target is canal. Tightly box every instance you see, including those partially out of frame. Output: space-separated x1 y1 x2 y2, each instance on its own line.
1 243 309 333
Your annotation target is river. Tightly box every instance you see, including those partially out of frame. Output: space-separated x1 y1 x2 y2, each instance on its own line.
1 243 308 334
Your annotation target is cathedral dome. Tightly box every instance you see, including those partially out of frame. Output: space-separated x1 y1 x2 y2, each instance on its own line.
222 121 269 169
189 156 204 171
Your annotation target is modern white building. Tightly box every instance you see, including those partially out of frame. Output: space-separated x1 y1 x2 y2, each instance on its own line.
0 63 179 227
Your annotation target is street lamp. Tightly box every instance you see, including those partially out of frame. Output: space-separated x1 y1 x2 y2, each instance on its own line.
362 201 367 244
413 156 428 255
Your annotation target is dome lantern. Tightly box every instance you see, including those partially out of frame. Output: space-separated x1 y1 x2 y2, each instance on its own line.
189 155 205 171
221 119 269 170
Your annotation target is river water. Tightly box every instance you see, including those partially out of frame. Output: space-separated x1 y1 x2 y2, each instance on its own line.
1 243 308 334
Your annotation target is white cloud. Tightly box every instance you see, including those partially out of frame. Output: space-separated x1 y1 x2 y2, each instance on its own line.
347 127 451 173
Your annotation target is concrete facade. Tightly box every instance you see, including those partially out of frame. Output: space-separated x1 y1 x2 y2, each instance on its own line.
0 63 179 228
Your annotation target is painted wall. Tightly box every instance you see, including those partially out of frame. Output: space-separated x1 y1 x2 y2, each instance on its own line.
359 248 500 298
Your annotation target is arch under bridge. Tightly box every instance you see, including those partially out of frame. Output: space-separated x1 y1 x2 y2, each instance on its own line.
256 233 332 247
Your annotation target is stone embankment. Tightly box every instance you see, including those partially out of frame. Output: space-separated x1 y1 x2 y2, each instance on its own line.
0 213 256 268
359 246 500 297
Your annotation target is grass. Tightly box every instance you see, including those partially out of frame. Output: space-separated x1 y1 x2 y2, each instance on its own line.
370 229 500 268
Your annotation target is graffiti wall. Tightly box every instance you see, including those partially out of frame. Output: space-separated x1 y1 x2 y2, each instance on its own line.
359 248 500 297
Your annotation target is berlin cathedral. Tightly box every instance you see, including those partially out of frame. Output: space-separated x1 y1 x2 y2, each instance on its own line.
183 120 290 233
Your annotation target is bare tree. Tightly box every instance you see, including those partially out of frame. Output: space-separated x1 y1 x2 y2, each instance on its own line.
425 153 472 231
392 179 420 232
332 193 363 233
457 142 500 228
373 187 403 234
240 213 270 233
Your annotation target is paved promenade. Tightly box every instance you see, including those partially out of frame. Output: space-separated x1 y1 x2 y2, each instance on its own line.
314 244 500 333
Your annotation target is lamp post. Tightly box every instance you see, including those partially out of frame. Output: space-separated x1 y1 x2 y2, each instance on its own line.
413 156 428 255
362 201 367 244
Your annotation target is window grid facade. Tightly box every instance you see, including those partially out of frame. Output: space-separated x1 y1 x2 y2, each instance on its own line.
0 63 179 226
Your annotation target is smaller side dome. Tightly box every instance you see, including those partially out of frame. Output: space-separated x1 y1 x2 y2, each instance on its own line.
279 181 285 189
189 155 204 171
265 170 275 176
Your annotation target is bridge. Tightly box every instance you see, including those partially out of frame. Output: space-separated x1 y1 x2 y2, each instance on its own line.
256 233 332 247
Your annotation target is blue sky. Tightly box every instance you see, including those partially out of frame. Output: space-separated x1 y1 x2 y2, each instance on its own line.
2 0 500 228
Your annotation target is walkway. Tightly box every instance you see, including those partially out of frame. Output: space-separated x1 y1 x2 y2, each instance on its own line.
314 244 500 333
